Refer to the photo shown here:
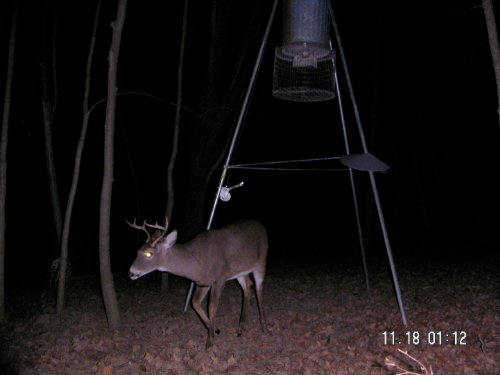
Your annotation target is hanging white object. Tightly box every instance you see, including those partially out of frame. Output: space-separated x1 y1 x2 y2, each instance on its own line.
219 182 245 202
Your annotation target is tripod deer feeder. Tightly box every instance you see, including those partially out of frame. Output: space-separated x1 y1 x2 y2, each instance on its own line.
184 0 408 327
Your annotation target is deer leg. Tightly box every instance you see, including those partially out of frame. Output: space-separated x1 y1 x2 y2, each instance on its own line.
206 281 225 349
236 275 252 336
191 285 211 330
252 269 268 333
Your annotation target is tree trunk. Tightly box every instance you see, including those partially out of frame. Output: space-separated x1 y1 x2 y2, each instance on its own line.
41 12 62 246
161 0 189 293
180 1 268 238
482 0 500 129
0 8 17 323
56 0 101 315
99 0 127 330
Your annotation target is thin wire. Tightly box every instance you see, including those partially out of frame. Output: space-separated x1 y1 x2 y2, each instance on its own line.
229 155 344 169
229 166 349 172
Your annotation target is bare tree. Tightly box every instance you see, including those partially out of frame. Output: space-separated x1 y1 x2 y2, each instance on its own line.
180 1 269 237
161 0 189 293
41 10 62 245
99 0 128 330
482 0 500 129
56 0 101 315
0 8 17 322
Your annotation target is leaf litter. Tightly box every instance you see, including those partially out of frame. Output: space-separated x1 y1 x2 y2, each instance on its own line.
0 251 498 374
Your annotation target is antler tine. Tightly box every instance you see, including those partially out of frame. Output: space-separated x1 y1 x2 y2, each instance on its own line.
144 222 167 231
145 216 169 231
146 216 169 246
125 218 151 243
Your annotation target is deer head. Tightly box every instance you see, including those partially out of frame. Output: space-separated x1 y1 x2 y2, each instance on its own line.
126 217 176 279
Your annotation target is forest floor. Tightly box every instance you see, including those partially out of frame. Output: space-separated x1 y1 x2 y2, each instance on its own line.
1 249 499 374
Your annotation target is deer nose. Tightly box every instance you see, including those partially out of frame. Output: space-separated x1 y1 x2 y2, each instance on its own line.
128 271 138 280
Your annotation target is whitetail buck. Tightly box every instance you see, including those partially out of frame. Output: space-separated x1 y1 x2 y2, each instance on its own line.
127 218 268 348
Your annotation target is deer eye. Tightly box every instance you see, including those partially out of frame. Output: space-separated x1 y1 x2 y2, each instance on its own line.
143 251 153 258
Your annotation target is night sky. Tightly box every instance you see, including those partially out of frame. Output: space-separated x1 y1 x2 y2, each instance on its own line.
0 0 499 283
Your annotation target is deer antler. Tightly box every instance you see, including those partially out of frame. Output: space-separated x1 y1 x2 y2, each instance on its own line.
145 216 169 246
126 218 151 243
144 218 168 231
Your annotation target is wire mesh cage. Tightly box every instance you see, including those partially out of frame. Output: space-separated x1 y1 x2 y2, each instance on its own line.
273 0 335 102
272 47 336 102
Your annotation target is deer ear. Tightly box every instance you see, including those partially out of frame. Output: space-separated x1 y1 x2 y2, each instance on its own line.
163 230 177 248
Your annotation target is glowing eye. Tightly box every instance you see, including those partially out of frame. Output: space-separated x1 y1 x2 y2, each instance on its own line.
143 251 153 258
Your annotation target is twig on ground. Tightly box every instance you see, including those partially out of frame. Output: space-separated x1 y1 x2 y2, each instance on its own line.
384 349 433 375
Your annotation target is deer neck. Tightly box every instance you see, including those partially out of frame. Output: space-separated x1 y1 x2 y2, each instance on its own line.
162 243 206 283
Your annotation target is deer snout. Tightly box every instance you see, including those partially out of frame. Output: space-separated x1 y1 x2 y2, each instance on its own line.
128 270 141 280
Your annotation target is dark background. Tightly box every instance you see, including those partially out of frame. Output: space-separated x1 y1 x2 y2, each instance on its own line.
0 0 499 283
